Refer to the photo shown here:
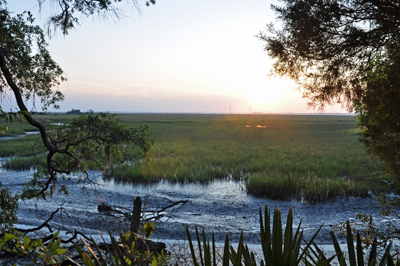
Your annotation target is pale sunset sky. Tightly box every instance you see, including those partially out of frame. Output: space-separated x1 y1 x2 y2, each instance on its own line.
3 0 348 114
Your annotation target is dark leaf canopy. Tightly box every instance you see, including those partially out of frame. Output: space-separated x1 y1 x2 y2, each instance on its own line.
260 0 400 110
355 42 400 179
0 8 65 110
0 0 156 198
0 0 155 110
39 0 156 35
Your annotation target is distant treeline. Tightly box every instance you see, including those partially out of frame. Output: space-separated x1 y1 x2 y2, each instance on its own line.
66 109 94 114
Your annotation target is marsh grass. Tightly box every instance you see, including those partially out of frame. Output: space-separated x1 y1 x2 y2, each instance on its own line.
0 127 25 136
2 154 47 170
103 114 395 200
0 134 45 157
1 113 395 201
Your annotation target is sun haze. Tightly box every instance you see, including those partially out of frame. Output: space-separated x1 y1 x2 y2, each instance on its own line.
4 0 348 114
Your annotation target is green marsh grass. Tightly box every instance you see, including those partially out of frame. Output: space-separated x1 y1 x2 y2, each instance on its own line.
0 127 25 136
2 155 47 170
103 114 395 200
1 113 395 201
0 134 45 157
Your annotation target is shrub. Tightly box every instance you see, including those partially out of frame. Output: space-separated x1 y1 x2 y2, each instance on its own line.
0 182 18 235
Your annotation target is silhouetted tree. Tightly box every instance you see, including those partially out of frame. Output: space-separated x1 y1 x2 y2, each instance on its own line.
0 0 155 199
260 0 400 177
355 42 400 180
259 0 400 110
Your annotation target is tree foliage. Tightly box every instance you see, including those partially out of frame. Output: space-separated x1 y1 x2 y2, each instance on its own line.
0 1 155 197
0 2 157 263
355 42 400 180
0 7 65 111
21 113 154 199
261 0 400 178
0 183 19 235
261 0 400 248
39 0 156 35
259 0 400 110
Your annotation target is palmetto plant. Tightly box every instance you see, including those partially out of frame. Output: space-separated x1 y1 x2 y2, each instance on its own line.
330 221 400 266
186 205 334 266
186 226 230 266
258 206 329 266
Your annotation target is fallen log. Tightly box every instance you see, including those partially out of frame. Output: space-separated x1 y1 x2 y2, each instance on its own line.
97 203 114 212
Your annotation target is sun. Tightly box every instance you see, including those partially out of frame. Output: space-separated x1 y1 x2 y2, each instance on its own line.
247 77 296 105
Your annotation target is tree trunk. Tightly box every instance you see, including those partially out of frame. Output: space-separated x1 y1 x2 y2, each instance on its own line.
130 197 142 234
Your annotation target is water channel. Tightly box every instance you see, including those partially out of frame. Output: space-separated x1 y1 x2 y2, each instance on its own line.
0 158 384 246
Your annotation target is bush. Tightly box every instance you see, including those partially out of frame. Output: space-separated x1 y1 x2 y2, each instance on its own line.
0 182 18 235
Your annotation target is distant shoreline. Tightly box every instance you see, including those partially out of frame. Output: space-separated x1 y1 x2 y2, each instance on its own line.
39 111 356 116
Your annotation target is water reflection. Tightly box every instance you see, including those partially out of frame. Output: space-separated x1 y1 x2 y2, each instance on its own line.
0 167 385 244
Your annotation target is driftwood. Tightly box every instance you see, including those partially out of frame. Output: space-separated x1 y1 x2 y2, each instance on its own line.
134 238 166 254
97 237 166 255
18 209 60 233
130 197 142 234
127 197 166 254
16 197 188 255
98 203 114 212
97 198 189 222
127 197 142 247
16 208 91 245
97 197 169 254
143 198 189 222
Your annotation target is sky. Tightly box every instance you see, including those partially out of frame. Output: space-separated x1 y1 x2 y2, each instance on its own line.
2 0 349 114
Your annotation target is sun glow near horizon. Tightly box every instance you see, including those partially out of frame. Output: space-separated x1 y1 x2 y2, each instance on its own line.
247 77 297 104
4 0 349 114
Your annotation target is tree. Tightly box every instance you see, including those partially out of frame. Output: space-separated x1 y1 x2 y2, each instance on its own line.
355 42 400 180
0 0 155 236
0 0 157 191
260 0 400 248
259 0 400 174
259 0 400 111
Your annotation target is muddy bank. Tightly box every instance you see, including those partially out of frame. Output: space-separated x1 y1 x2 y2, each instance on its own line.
0 167 384 246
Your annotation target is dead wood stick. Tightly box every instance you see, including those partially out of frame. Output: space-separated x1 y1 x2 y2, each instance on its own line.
155 199 189 214
62 230 91 244
130 197 142 234
17 208 60 233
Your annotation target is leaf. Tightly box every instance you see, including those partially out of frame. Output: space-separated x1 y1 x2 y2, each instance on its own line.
212 232 216 266
378 242 392 266
331 231 345 266
0 233 18 249
151 257 157 266
186 226 199 266
283 207 293 262
346 222 356 266
90 236 108 266
196 226 204 266
356 233 364 266
144 222 155 239
367 238 377 266
82 252 95 266
23 235 31 249
272 207 282 265
222 234 230 266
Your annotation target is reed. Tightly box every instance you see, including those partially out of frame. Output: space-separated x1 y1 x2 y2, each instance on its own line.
0 134 45 157
1 113 395 201
2 155 47 170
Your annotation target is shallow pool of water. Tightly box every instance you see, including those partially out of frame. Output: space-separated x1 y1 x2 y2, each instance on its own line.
0 166 386 245
0 131 39 140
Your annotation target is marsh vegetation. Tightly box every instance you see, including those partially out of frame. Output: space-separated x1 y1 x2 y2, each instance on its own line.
0 113 394 202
